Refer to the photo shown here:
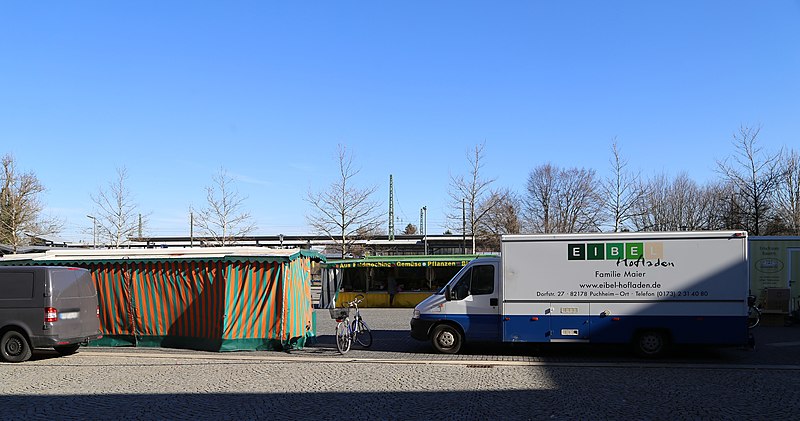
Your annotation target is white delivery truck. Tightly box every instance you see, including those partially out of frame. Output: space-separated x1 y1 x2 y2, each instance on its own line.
411 231 750 356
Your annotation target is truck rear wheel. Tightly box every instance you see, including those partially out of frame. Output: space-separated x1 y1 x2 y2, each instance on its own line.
634 330 668 357
432 324 462 354
1 330 32 363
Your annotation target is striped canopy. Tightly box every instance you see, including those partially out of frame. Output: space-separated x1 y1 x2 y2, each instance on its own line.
0 248 323 351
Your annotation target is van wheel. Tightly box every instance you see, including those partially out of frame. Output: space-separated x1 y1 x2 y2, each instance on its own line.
634 330 668 357
1 330 32 363
55 344 81 356
432 325 462 354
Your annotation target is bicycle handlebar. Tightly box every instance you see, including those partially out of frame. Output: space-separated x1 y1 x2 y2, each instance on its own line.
348 294 365 307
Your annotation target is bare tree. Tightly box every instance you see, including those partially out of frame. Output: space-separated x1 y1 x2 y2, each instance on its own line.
193 168 256 246
523 163 557 233
402 223 418 235
632 173 668 231
475 188 521 251
602 139 642 232
556 167 603 232
447 142 503 253
633 173 702 231
91 167 146 248
696 180 739 231
306 145 382 258
775 149 800 234
524 163 602 233
632 173 734 232
0 154 60 252
716 125 783 235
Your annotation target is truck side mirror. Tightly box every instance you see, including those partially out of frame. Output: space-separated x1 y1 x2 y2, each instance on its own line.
444 285 452 301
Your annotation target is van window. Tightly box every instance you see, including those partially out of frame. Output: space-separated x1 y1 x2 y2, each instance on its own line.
51 269 93 299
0 272 34 299
452 264 495 298
471 265 494 295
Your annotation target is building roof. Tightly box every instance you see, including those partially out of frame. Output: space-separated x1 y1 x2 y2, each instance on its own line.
0 247 324 265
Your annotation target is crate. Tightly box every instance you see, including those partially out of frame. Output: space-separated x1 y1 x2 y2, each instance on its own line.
760 311 788 326
763 288 791 312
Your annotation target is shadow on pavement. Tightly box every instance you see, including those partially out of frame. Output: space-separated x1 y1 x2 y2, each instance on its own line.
27 349 69 363
3 381 798 421
309 327 790 365
0 392 562 420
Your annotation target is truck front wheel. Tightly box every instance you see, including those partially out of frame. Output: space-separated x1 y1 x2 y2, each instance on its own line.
432 324 462 354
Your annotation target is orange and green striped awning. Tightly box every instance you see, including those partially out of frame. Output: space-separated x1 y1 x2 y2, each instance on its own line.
0 247 323 351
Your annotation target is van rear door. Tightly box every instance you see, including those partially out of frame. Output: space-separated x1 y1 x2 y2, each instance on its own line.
47 268 101 340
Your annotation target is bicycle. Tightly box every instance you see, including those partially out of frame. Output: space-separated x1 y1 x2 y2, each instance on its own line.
329 294 373 354
747 295 761 329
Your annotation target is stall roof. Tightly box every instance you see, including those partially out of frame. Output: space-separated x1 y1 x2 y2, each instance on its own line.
0 247 325 265
324 254 494 268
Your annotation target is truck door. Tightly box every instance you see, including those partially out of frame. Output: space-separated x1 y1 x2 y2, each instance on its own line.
444 262 500 342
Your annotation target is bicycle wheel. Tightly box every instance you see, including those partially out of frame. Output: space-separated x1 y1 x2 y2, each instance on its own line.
748 306 760 329
352 318 373 348
335 320 352 354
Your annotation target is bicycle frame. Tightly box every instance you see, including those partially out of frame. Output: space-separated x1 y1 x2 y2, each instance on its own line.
334 295 372 354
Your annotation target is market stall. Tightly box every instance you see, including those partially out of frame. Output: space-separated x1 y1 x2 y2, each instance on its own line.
0 247 323 351
320 255 491 308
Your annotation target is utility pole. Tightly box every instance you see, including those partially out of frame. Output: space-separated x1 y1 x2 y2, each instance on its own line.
189 211 194 247
389 175 395 240
462 199 466 254
422 206 428 255
86 215 97 249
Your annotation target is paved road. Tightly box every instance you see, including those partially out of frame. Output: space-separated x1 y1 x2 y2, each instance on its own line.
1 308 799 420
309 308 800 367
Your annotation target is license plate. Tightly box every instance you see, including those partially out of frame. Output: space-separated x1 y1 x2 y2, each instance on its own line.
59 312 79 320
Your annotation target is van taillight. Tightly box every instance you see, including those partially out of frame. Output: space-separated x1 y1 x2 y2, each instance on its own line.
45 307 58 323
97 306 100 318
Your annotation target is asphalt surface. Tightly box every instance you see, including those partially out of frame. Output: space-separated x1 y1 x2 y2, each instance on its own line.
1 308 799 420
307 308 800 367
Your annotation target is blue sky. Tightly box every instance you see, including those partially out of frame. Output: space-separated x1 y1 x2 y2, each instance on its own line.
2 1 799 242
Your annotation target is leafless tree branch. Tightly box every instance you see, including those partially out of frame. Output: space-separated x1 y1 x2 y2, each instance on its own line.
305 145 382 258
193 168 256 246
0 154 59 252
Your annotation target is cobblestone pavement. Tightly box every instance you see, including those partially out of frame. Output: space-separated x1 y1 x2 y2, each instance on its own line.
1 308 799 420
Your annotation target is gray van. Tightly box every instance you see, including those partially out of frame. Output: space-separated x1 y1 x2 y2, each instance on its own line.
0 266 102 362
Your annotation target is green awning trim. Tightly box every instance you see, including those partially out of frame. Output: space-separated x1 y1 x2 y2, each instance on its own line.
89 335 314 352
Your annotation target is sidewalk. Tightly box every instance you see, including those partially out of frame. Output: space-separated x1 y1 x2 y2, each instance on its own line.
749 324 800 366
